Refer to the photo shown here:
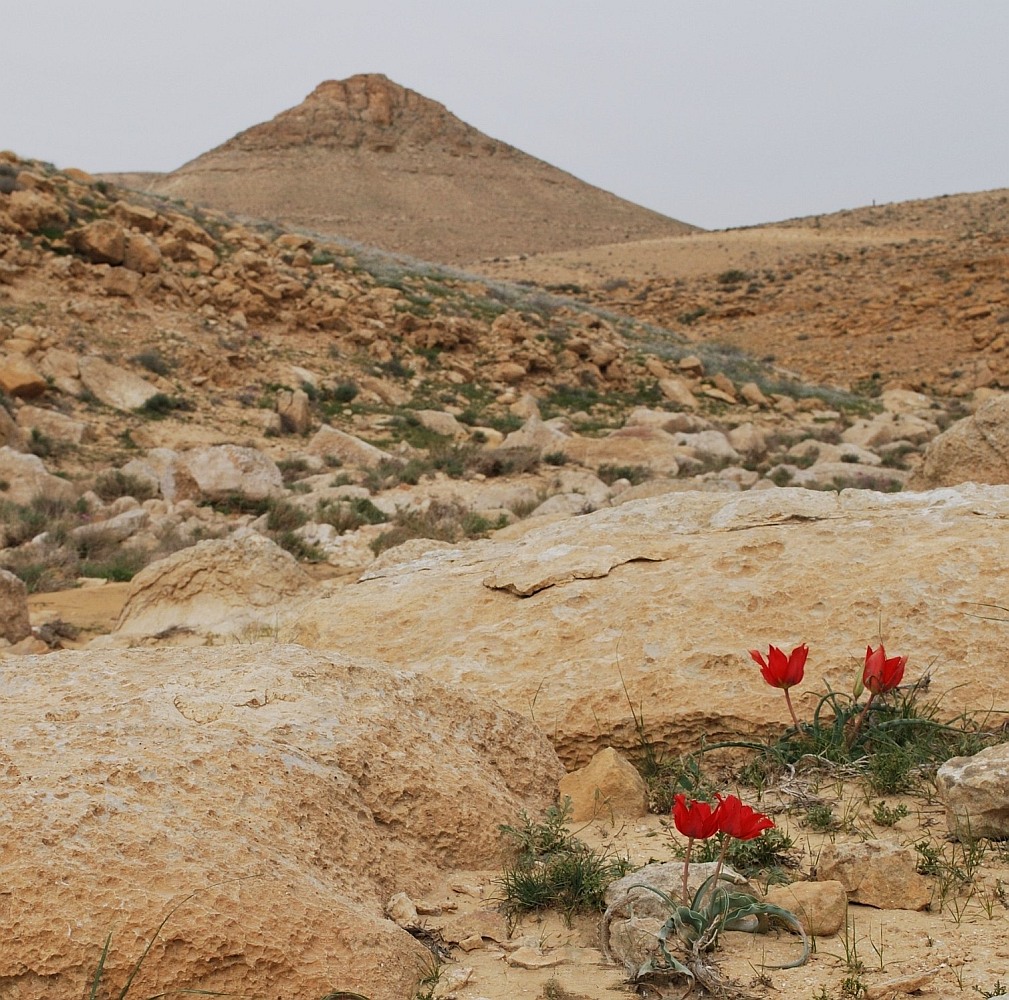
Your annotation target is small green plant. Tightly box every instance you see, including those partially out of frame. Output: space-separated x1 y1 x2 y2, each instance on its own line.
94 469 157 502
596 463 652 486
131 350 173 376
136 393 192 419
976 979 1009 998
803 803 838 833
870 800 908 827
498 799 632 924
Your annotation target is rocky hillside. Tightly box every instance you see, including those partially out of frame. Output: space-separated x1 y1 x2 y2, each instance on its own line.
107 74 695 263
481 187 1009 398
0 150 988 655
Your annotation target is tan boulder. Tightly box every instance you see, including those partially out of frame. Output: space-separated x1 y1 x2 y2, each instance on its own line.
306 423 393 468
936 743 1009 840
765 880 847 935
113 531 314 640
501 415 569 453
558 747 649 822
0 568 30 643
78 356 161 410
104 266 141 297
38 347 82 396
124 231 163 273
15 405 91 445
911 394 1009 487
414 408 468 439
292 484 1009 768
0 404 25 450
0 447 78 505
180 444 284 501
0 353 47 398
6 189 68 232
0 643 561 1000
658 375 699 409
69 218 127 264
566 425 680 476
816 842 931 910
276 387 312 434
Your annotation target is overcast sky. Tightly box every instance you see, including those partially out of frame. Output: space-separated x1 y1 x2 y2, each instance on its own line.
4 2 1007 231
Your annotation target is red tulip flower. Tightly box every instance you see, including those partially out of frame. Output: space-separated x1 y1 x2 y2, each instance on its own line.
673 794 721 902
715 794 775 841
672 794 721 841
862 644 907 696
750 643 808 727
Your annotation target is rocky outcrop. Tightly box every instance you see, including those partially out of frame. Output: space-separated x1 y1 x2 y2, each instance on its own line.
0 643 562 1000
293 484 1009 767
911 393 1009 487
112 532 313 640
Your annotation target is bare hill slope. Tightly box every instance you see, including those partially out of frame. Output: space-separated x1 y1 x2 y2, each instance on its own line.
110 74 694 263
480 188 1009 396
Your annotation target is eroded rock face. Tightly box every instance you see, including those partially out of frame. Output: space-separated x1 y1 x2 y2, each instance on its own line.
0 568 30 643
293 484 1009 768
911 393 1009 487
113 532 313 640
0 643 562 1000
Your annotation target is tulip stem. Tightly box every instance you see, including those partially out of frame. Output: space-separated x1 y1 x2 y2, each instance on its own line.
681 837 694 904
847 692 876 748
702 835 731 911
783 688 800 729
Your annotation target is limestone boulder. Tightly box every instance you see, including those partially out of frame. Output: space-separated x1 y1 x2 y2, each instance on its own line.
558 747 649 822
124 231 163 273
180 444 284 502
6 189 68 232
276 387 312 434
567 425 680 476
69 218 127 264
306 424 393 468
78 356 161 410
911 393 1009 487
816 842 931 910
16 404 91 445
0 568 30 643
0 353 47 398
0 447 78 505
765 880 847 935
0 643 562 1000
292 484 1009 768
113 532 313 640
936 743 1009 840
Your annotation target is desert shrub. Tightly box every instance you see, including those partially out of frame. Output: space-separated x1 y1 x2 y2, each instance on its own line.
131 350 173 376
26 427 63 459
469 446 540 478
276 457 311 484
498 799 632 923
596 463 651 486
136 393 192 418
274 531 324 561
94 469 157 502
265 499 309 533
316 497 388 534
369 500 504 555
362 457 433 491
2 541 80 592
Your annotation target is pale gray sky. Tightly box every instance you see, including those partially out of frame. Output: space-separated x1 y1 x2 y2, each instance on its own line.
4 1 1007 231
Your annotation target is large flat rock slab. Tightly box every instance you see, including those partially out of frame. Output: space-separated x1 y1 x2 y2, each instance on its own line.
0 644 561 1000
293 485 1009 767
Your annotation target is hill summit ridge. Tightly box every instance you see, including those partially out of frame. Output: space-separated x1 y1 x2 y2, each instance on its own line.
221 73 505 158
